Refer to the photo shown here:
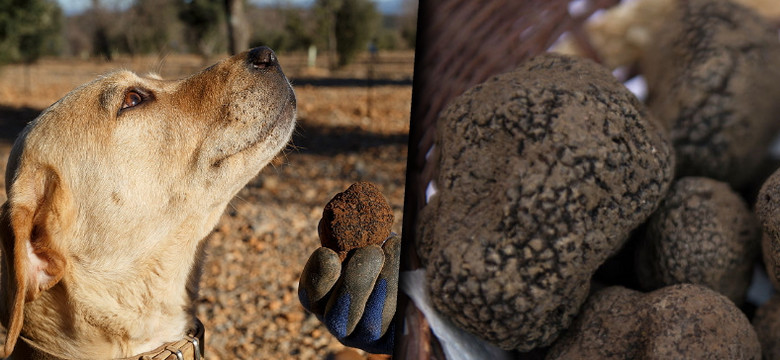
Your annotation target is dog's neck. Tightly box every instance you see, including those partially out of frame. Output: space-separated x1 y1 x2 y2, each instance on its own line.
12 318 204 360
3 208 220 358
21 243 204 358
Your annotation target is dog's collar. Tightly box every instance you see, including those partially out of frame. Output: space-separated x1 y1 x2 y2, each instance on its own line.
12 318 205 360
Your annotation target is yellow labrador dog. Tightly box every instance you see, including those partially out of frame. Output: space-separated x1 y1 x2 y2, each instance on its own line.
0 47 296 359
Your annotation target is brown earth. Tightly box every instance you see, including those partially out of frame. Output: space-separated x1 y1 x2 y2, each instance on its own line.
0 50 413 359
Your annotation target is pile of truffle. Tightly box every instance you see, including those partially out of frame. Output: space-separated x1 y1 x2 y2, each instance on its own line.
417 0 780 358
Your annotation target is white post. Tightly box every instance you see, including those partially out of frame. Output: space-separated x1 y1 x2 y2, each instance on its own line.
308 45 317 68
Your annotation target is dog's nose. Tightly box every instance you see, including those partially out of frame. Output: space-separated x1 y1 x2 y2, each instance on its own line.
247 46 278 70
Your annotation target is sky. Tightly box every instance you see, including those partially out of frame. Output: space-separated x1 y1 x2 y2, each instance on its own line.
55 0 405 15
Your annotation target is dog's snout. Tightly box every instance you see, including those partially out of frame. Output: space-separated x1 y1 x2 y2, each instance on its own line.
247 46 278 70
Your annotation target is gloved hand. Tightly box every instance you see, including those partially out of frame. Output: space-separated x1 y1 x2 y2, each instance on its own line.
298 234 400 354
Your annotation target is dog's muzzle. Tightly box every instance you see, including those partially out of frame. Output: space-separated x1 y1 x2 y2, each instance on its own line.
11 318 205 360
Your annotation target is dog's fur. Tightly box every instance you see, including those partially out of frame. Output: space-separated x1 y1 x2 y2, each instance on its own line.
0 47 296 358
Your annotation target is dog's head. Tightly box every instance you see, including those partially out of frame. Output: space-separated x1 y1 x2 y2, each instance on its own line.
0 47 296 356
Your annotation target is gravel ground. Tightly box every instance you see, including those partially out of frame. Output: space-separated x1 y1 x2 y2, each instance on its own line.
0 53 412 359
197 84 410 359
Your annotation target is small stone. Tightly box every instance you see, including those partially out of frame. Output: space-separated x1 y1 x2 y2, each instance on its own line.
268 300 282 312
329 348 364 360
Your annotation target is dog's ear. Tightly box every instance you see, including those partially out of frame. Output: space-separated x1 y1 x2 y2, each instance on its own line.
0 167 67 357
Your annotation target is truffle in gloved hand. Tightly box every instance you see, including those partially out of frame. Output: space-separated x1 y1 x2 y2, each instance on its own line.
318 182 395 261
298 182 399 354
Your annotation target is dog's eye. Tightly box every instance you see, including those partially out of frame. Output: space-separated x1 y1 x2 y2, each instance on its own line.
121 91 144 110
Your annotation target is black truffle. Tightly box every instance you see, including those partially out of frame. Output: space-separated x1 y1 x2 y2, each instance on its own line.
641 0 780 188
755 168 780 288
547 284 761 359
753 294 780 360
420 53 674 351
636 177 759 305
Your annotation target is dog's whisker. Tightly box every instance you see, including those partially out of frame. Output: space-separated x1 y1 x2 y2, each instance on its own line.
232 195 249 205
227 200 239 213
154 49 169 75
288 142 304 152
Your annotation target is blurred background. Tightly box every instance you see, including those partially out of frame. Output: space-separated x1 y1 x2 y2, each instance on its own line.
0 0 416 359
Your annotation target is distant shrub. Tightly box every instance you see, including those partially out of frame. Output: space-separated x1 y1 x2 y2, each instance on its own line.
334 0 379 66
178 0 225 58
375 28 402 51
0 0 63 64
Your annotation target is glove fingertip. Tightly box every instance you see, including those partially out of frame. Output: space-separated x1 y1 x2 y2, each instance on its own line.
300 247 341 305
382 234 401 254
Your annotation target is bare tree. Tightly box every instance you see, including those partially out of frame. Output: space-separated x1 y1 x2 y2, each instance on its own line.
123 0 179 56
400 0 418 48
0 0 62 64
224 0 248 54
179 0 225 61
313 0 342 69
91 0 113 61
334 0 379 66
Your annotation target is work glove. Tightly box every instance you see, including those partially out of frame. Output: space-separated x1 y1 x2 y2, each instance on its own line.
298 234 400 354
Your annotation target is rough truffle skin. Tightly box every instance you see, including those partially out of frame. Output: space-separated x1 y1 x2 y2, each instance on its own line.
756 168 780 289
547 284 761 360
641 0 780 188
636 177 759 305
318 182 394 260
420 53 674 351
753 294 780 360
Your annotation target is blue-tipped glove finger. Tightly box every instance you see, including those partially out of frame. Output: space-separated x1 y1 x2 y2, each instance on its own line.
298 235 400 354
339 235 400 353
